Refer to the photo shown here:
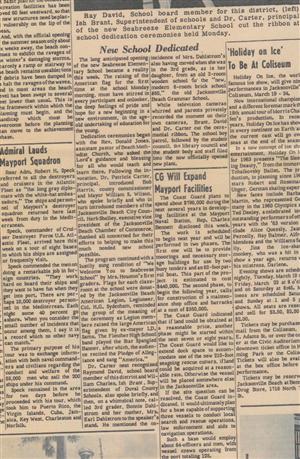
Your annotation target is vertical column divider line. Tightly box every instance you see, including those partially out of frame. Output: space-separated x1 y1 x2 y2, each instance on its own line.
149 55 162 459
70 4 85 430
225 43 239 459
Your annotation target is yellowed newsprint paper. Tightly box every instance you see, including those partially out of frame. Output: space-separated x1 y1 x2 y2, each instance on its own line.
0 0 299 458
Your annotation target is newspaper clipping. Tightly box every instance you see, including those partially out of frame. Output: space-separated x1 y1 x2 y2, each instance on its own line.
0 0 299 458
